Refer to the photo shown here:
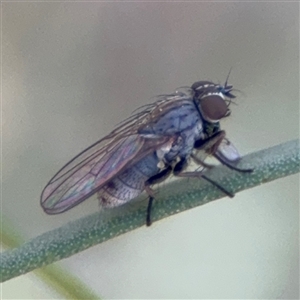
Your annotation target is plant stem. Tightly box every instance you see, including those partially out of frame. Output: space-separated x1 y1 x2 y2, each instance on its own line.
1 139 299 282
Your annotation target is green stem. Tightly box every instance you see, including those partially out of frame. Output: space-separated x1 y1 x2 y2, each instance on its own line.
1 139 299 283
1 218 101 299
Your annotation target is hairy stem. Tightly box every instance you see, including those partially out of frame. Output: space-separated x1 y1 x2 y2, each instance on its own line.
1 139 299 282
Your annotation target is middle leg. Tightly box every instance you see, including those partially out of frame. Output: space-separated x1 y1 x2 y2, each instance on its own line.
144 165 172 226
173 156 235 198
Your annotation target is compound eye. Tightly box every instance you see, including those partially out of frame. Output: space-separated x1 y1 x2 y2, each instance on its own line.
200 95 228 121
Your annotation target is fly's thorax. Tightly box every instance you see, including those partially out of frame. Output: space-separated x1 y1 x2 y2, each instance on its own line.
156 137 176 161
158 118 203 165
139 101 205 166
138 102 201 136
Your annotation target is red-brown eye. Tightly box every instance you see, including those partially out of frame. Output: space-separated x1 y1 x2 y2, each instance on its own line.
200 95 228 122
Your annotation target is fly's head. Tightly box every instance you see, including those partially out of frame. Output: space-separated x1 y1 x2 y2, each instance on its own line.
191 76 236 124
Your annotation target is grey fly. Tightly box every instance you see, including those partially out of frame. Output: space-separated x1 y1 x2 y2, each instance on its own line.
41 76 252 226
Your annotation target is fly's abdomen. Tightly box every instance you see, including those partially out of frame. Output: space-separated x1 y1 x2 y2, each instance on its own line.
98 153 159 208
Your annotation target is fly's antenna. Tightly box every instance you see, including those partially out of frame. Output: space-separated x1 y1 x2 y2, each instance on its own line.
224 67 233 88
225 98 237 106
225 99 232 107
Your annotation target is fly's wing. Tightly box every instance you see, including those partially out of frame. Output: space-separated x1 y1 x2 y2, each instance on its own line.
41 89 194 214
41 135 169 214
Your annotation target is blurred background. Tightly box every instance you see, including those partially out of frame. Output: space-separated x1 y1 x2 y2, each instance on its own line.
2 2 299 299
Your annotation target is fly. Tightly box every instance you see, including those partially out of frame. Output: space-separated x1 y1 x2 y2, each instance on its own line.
41 75 253 226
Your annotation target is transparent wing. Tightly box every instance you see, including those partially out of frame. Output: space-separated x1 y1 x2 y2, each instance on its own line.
41 135 169 214
41 89 194 214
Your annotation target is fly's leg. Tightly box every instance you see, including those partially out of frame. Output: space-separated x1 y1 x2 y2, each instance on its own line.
193 130 228 169
214 149 254 173
195 130 253 173
194 130 226 153
173 157 235 198
144 165 172 226
190 153 215 169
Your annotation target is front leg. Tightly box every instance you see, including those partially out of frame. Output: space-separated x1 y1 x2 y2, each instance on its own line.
194 130 226 154
195 131 253 173
214 139 254 173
